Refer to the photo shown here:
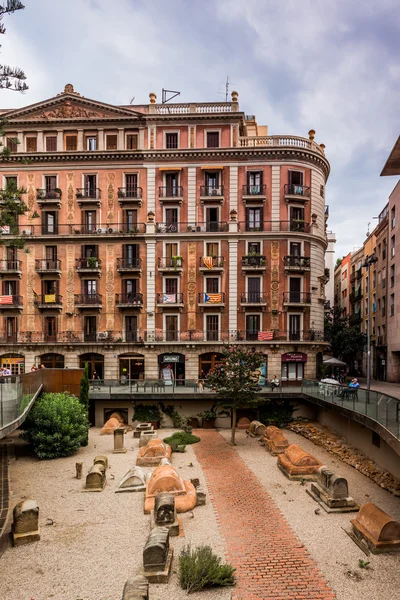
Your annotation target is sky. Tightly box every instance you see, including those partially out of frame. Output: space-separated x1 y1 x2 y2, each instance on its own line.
0 0 399 258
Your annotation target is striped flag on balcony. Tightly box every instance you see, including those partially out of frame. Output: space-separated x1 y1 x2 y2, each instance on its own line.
0 295 13 304
162 294 177 304
202 256 213 270
205 293 222 303
257 331 274 341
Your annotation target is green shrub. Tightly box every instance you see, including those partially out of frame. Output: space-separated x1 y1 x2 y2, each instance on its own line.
163 432 200 446
258 400 296 427
179 545 235 593
19 393 33 414
132 403 163 423
22 392 89 459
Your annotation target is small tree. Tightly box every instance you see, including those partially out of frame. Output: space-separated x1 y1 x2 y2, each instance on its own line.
324 307 366 365
204 346 264 445
22 392 88 459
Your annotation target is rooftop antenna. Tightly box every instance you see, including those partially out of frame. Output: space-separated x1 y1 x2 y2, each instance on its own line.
162 88 180 104
130 96 135 104
218 76 231 102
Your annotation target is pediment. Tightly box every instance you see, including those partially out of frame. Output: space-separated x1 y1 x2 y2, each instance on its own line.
4 84 143 123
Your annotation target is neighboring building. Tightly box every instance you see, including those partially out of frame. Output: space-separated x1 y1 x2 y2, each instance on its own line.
0 85 330 410
374 204 389 380
324 209 336 308
361 232 377 377
334 252 351 316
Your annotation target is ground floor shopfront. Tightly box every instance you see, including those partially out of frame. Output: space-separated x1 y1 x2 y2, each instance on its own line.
0 343 324 383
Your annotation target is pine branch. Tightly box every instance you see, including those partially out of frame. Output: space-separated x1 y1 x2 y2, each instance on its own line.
0 1 25 20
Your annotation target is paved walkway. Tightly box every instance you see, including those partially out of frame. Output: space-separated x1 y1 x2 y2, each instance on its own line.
357 378 400 400
194 430 335 600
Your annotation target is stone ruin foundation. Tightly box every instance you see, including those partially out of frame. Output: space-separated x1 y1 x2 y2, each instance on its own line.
150 491 180 536
12 499 40 546
246 420 267 437
143 526 173 583
139 430 158 447
278 444 324 481
113 427 128 454
144 464 197 514
116 466 148 493
134 423 154 439
307 466 359 513
83 456 107 492
101 416 123 435
122 575 149 600
263 425 289 455
136 439 172 467
351 502 400 553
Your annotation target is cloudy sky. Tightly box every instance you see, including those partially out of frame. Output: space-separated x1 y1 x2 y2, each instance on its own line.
1 0 399 257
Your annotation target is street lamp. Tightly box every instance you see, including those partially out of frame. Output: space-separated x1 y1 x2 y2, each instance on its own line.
362 254 378 390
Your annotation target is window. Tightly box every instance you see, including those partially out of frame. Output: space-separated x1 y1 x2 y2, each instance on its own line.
246 207 263 231
125 316 138 342
165 132 178 149
123 209 138 232
106 134 118 150
44 316 57 342
289 314 301 341
123 279 138 296
372 269 376 289
45 176 57 195
290 242 301 256
83 245 98 258
123 244 139 264
383 239 387 260
165 315 178 341
391 264 395 288
26 137 37 152
46 136 57 152
206 315 219 341
165 208 178 226
4 316 18 342
83 280 97 295
42 212 58 234
65 135 77 151
289 278 301 303
165 278 178 295
206 131 219 148
290 206 305 230
84 316 97 342
248 242 261 255
320 184 324 198
6 136 17 152
125 174 138 194
206 278 219 293
246 315 260 341
2 280 18 295
281 361 304 381
4 176 17 192
126 134 138 150
391 235 395 258
247 171 263 194
42 280 58 296
83 210 97 232
204 171 220 194
390 294 395 316
165 173 179 196
342 289 347 298
206 242 219 257
391 206 396 229
342 269 347 280
288 170 304 195
86 136 97 151
247 277 261 302
165 243 178 259
382 296 386 317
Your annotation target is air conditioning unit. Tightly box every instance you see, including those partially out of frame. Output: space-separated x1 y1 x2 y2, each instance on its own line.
97 228 107 234
22 228 33 235
211 189 219 196
107 227 116 234
97 332 108 340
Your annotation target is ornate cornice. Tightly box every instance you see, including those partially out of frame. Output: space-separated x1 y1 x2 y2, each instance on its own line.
0 147 330 178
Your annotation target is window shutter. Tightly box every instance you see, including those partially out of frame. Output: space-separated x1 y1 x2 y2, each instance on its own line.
66 135 77 151
106 135 118 150
26 137 37 152
46 136 57 152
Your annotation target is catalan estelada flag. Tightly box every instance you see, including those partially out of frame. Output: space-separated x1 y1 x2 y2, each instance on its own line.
205 293 222 303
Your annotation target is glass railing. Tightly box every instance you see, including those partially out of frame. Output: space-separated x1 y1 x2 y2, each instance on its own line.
302 380 400 441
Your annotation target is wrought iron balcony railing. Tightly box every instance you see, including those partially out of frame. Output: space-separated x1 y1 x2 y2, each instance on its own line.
199 185 224 197
284 184 311 198
117 187 143 199
117 257 142 270
156 293 184 304
241 255 266 268
74 293 103 306
76 258 101 270
283 291 312 304
76 188 101 199
159 186 184 198
35 259 62 271
115 293 143 306
242 184 266 196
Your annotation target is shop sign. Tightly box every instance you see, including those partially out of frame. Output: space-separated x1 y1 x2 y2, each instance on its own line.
162 355 180 363
281 352 307 363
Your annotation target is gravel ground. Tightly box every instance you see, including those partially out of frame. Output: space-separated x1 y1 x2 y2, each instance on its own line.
219 428 400 600
0 428 230 600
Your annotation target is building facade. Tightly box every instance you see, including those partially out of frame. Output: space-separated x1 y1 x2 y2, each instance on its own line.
0 85 329 385
334 252 351 317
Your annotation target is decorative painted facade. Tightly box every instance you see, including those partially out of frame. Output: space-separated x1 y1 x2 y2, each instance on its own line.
0 85 330 383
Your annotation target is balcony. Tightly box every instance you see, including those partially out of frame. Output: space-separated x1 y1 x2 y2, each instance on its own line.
0 294 23 310
117 187 143 206
35 259 62 277
76 188 101 206
158 257 183 272
239 220 311 233
350 268 363 283
284 184 310 203
283 292 312 306
241 255 266 271
34 294 63 310
198 292 225 309
349 313 362 326
0 260 22 278
240 293 268 309
242 184 267 204
199 256 225 271
349 289 363 302
156 222 229 233
115 293 143 309
76 258 102 275
36 189 62 208
199 185 224 204
117 257 142 273
74 293 103 309
158 186 184 205
156 293 184 308
283 256 311 272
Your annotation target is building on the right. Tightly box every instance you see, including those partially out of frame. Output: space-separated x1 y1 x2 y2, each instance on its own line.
380 137 400 381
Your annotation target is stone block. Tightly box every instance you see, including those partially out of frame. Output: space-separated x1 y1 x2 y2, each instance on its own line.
144 465 197 514
94 455 108 470
12 499 40 546
109 412 124 423
263 426 289 455
134 423 154 438
247 420 266 437
136 439 172 467
307 467 359 512
351 502 400 553
116 467 148 493
237 417 251 430
101 417 121 435
195 486 206 506
84 463 106 492
139 431 158 447
278 444 324 481
143 526 173 583
150 492 179 536
122 575 149 600
113 427 127 453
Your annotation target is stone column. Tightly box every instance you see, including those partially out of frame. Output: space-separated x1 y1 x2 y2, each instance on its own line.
57 129 63 151
113 428 127 453
118 128 124 150
229 166 238 212
16 131 24 153
144 350 158 379
37 131 44 152
97 128 104 150
77 129 84 151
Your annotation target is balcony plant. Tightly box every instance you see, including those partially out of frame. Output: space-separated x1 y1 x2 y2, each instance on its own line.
87 256 99 269
76 192 83 199
290 219 305 232
132 403 163 429
197 409 217 429
36 189 45 199
172 255 183 269
129 226 139 234
54 187 62 197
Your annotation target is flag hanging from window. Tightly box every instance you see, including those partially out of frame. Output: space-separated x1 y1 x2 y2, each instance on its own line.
257 331 274 341
205 293 222 303
0 295 12 304
162 294 177 304
203 256 214 270
44 294 56 303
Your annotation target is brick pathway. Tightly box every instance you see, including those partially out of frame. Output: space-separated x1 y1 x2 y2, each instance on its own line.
194 431 336 600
